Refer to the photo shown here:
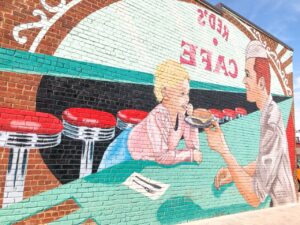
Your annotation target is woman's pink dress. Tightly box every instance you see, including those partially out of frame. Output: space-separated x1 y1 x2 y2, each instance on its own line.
128 104 199 165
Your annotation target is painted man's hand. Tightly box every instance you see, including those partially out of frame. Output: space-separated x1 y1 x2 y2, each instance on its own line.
214 167 232 189
204 121 229 155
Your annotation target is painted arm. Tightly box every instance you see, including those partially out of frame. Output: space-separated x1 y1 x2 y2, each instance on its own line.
183 122 200 150
183 121 202 163
205 121 260 207
146 110 193 165
244 161 257 176
214 161 256 188
220 151 261 207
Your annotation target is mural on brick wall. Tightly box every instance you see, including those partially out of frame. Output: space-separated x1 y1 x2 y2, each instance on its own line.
0 0 297 224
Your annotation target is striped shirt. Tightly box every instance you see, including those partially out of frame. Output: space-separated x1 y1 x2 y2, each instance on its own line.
253 96 297 206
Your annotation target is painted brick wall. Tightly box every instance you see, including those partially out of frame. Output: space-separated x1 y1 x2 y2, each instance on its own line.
0 0 297 224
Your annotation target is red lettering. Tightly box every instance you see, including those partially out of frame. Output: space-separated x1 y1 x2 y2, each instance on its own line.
197 9 205 26
223 25 229 41
180 40 197 66
228 59 238 78
197 9 230 42
216 18 222 34
179 41 238 79
200 49 212 71
214 55 228 76
208 14 216 30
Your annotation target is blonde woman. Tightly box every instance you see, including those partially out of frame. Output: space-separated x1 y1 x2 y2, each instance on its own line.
98 60 202 171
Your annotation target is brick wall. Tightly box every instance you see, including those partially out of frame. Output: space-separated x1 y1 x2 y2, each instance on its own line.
0 0 297 224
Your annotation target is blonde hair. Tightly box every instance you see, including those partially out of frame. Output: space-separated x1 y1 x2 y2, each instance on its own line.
154 60 190 102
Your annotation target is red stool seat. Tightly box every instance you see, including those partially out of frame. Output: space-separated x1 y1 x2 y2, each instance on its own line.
117 109 148 124
62 108 116 129
222 109 237 120
0 107 63 135
209 109 225 123
0 107 63 207
209 109 224 120
235 107 247 116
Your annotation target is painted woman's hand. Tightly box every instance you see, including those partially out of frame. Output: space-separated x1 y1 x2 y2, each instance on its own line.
186 103 193 116
193 150 202 164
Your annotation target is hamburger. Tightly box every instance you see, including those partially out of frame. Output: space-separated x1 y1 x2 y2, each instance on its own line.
185 108 213 128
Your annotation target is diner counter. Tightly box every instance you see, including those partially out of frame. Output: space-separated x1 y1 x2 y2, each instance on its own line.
0 99 292 225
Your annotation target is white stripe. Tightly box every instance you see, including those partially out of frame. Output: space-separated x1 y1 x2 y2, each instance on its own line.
285 63 293 75
270 67 284 95
281 51 292 66
275 44 284 55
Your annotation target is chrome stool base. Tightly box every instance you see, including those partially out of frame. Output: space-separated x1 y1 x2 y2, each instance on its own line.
62 120 115 178
116 118 134 130
1 131 61 207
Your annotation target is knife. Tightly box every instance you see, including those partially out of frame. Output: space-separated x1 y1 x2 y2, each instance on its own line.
133 180 155 194
135 175 162 189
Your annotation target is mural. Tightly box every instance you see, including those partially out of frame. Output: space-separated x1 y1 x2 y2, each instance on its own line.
205 40 297 207
0 0 297 224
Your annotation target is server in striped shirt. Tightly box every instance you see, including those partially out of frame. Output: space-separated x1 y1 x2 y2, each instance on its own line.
205 40 297 207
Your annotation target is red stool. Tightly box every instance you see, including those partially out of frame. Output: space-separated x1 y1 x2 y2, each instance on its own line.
116 109 148 130
235 107 247 118
0 108 63 207
209 109 225 124
62 108 116 178
222 109 237 121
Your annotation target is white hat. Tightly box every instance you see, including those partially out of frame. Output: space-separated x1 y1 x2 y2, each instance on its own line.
245 40 268 59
